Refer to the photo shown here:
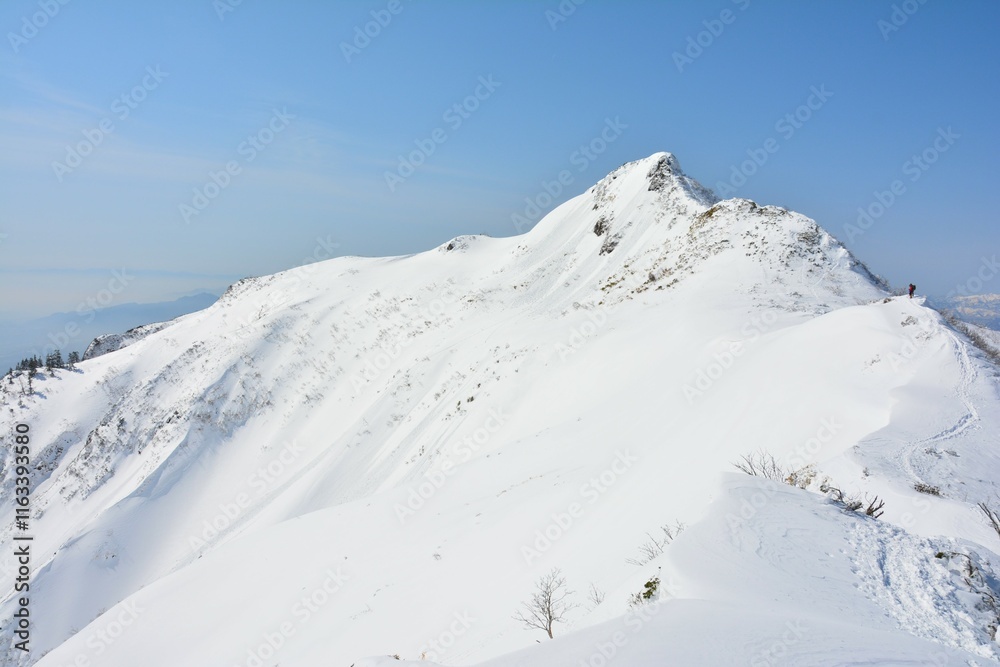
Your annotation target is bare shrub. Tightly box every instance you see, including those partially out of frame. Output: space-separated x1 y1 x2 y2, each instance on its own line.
979 502 1000 541
513 568 577 639
865 496 885 518
820 480 884 518
733 450 787 482
625 522 685 567
787 465 817 489
941 312 1000 365
587 583 606 608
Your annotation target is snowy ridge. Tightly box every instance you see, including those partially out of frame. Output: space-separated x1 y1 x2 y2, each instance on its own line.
508 152 882 312
2 153 1000 665
82 321 176 360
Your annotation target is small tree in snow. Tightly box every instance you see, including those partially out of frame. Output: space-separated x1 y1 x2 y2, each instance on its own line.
628 576 661 607
513 568 576 639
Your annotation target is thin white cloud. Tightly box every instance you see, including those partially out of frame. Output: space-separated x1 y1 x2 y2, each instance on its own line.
0 61 105 116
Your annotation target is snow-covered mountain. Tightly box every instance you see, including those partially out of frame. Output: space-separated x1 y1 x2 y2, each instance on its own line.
0 292 220 373
3 153 1000 666
943 294 1000 330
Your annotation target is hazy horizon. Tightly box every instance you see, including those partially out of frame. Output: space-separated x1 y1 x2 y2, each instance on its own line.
2 1 998 321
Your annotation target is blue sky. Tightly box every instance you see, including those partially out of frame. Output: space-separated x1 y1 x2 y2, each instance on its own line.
1 0 998 322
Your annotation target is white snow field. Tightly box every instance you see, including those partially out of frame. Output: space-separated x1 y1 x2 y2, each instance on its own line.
3 153 1000 666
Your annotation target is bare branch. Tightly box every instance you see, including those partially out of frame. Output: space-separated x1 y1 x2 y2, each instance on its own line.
587 583 605 609
733 450 787 482
865 496 885 518
513 568 577 639
625 522 685 566
979 502 1000 541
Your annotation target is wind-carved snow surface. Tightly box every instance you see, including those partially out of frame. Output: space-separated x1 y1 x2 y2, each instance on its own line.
2 152 1000 666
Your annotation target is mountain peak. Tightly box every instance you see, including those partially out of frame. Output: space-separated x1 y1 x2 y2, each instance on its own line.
585 152 718 214
644 152 715 200
519 152 882 310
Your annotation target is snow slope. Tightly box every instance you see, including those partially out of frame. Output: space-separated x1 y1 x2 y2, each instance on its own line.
2 153 999 666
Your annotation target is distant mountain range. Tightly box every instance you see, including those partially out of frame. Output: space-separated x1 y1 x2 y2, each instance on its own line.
937 293 1000 329
0 292 219 371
